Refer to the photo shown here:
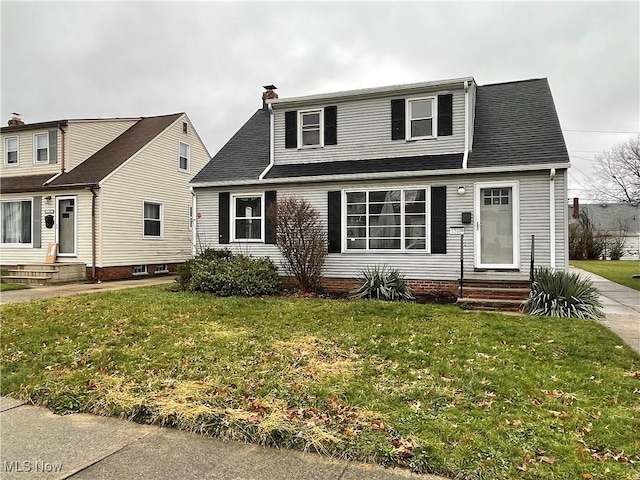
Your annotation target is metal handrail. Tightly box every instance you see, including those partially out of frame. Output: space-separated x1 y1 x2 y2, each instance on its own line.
529 234 535 283
459 234 464 298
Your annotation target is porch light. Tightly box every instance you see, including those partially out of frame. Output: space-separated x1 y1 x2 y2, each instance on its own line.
457 186 466 195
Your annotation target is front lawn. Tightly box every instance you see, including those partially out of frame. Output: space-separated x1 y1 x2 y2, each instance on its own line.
0 282 30 292
1 287 638 479
571 260 640 291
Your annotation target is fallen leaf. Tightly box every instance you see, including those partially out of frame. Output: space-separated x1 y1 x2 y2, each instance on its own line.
582 474 592 479
540 456 556 465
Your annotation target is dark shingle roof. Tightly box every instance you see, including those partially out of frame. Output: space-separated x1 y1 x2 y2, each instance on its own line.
265 154 462 179
190 109 269 183
0 174 57 193
48 113 182 187
468 78 569 168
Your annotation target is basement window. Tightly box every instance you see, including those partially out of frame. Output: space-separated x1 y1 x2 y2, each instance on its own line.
155 264 168 273
133 265 148 275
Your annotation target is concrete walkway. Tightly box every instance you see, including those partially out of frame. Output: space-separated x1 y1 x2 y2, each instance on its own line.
0 397 443 480
570 266 640 354
0 276 177 304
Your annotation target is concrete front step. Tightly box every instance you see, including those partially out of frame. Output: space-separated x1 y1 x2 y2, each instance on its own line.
457 297 526 312
2 275 51 286
3 263 86 284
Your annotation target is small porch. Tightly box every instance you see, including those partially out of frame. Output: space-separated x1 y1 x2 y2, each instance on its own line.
1 263 87 286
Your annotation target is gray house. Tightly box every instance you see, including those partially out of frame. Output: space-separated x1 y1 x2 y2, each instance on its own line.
190 77 570 297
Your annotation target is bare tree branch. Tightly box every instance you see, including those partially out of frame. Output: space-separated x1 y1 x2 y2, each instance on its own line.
587 135 640 203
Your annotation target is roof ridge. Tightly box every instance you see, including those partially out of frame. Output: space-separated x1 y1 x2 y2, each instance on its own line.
480 78 548 88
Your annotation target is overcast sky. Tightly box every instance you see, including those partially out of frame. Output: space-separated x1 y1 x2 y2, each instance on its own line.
2 1 638 199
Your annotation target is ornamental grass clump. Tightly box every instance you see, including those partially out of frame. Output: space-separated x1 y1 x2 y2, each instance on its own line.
349 265 414 301
523 267 604 319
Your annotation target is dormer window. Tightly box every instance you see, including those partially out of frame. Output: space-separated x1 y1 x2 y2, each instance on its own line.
300 110 322 147
5 137 18 166
408 98 434 139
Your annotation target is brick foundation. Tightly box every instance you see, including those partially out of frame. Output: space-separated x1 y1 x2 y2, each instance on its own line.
86 263 181 282
319 277 459 296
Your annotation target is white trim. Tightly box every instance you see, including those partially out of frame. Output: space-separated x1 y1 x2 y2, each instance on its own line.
259 104 275 180
462 80 469 169
33 132 49 164
549 168 556 269
56 195 78 257
267 76 474 108
341 186 430 253
474 181 520 269
143 200 164 239
190 187 197 255
230 192 265 243
406 96 436 141
4 136 19 167
178 141 190 173
155 263 169 273
191 163 571 189
298 109 324 149
132 264 148 275
0 197 34 247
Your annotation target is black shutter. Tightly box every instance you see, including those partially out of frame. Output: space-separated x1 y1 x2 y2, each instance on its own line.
324 106 337 145
391 99 405 140
437 94 453 137
327 191 341 253
219 192 230 244
285 111 297 149
48 129 58 164
265 190 277 244
32 196 42 248
430 186 447 254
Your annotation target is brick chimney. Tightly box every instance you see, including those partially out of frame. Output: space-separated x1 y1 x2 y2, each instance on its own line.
7 113 24 126
572 197 580 219
262 85 278 109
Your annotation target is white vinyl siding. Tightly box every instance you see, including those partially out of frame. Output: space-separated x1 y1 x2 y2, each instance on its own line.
274 88 465 165
65 119 138 171
194 170 567 281
0 129 60 177
98 114 210 267
5 137 18 166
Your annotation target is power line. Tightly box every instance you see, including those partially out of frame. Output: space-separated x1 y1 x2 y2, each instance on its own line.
562 129 639 134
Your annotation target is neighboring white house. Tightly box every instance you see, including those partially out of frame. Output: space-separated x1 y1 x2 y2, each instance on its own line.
1 113 209 282
190 77 570 296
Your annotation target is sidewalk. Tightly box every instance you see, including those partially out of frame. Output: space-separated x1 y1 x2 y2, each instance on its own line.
0 276 177 305
569 266 640 354
0 397 444 480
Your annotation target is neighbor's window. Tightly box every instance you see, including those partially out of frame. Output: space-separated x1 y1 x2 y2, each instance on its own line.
408 98 434 139
179 142 190 171
1 199 33 245
345 188 427 251
300 110 322 147
5 137 18 166
232 195 262 241
133 265 148 275
143 201 163 238
34 133 49 163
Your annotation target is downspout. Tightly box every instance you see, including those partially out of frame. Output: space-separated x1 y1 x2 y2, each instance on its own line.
190 186 197 256
462 80 469 169
90 186 98 282
549 168 556 269
259 102 275 180
59 123 66 173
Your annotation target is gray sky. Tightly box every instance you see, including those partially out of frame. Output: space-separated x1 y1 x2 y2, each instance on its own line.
2 1 638 199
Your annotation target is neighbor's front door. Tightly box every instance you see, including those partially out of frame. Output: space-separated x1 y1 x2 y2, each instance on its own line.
57 196 76 257
474 182 519 269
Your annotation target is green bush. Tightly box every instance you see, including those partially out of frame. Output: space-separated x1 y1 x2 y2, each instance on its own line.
349 265 414 301
175 248 234 291
523 267 604 319
186 252 279 297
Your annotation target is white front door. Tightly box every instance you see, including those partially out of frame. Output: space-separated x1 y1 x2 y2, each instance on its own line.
56 196 77 257
474 182 519 269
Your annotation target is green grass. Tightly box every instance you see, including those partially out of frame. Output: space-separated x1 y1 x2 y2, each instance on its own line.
571 260 640 290
0 282 30 292
1 287 638 479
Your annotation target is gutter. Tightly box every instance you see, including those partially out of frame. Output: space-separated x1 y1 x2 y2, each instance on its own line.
549 168 556 269
89 186 99 282
191 162 572 189
258 103 275 180
190 186 197 256
462 80 469 169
